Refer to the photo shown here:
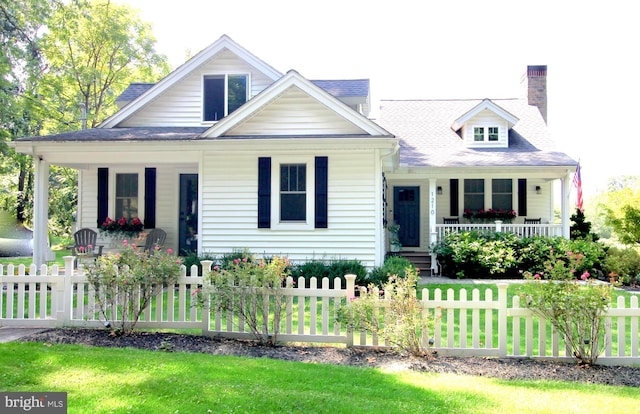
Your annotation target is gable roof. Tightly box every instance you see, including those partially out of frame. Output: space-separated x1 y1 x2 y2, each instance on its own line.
377 98 576 168
202 70 389 138
100 34 282 128
451 98 519 131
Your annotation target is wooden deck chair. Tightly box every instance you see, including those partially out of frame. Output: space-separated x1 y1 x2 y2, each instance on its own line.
443 217 460 224
524 218 542 224
143 228 167 253
71 228 103 264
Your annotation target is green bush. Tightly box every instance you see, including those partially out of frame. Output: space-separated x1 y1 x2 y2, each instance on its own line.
603 246 640 286
520 249 612 365
368 256 416 287
337 267 430 356
86 242 182 335
431 231 521 278
291 259 366 289
432 232 608 280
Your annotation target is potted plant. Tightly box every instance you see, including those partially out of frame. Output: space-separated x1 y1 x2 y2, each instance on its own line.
388 223 402 252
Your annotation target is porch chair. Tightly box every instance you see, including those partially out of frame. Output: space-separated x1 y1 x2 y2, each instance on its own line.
443 217 460 224
71 228 103 259
143 228 167 253
524 218 541 224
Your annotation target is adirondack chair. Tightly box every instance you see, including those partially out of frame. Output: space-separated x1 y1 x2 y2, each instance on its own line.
443 217 460 224
143 228 167 253
524 218 541 224
71 228 103 258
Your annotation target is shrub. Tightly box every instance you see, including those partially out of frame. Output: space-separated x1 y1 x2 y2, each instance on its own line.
181 251 217 273
603 246 640 286
368 256 416 287
291 259 366 289
199 255 291 346
431 231 521 278
85 241 182 335
519 249 613 365
337 267 430 356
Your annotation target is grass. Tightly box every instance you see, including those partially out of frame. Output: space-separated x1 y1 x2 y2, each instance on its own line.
1 342 639 414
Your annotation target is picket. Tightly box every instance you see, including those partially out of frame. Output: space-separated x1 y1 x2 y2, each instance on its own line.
2 257 640 365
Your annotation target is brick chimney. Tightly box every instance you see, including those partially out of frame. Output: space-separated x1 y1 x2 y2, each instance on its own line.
521 65 547 124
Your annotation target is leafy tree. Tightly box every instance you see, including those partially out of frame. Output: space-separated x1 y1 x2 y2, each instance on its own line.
1 0 169 236
600 181 640 245
40 0 170 130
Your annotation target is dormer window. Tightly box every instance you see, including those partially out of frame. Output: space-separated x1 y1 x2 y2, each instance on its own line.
474 126 499 142
203 74 248 121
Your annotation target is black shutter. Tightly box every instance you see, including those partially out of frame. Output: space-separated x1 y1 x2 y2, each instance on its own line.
449 179 459 216
144 168 157 229
518 179 527 217
258 157 271 228
315 156 328 228
97 168 109 227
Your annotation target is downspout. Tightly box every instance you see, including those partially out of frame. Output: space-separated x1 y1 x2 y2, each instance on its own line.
378 142 400 266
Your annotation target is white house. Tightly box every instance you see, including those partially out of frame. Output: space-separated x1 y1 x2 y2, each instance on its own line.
13 36 577 270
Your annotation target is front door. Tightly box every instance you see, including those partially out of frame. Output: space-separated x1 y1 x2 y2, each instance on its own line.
178 174 198 255
393 186 420 247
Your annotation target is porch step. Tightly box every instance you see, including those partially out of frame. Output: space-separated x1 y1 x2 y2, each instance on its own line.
388 251 432 276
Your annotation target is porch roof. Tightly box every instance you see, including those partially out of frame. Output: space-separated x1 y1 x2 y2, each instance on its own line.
377 98 577 168
14 127 208 142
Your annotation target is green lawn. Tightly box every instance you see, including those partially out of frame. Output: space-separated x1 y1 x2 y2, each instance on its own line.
1 342 638 414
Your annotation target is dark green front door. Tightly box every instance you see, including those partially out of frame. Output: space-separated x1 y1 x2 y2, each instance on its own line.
393 186 420 247
178 174 198 255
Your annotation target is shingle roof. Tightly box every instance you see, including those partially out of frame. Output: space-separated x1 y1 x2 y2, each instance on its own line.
115 79 369 103
377 98 576 168
15 127 208 142
115 83 155 103
310 79 369 97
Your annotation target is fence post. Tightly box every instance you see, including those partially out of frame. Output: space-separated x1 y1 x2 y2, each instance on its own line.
200 260 214 335
495 220 503 233
55 256 75 327
344 274 356 347
497 282 508 357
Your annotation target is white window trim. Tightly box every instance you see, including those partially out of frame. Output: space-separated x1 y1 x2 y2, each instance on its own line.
473 125 500 142
201 72 250 124
270 155 315 231
108 168 145 221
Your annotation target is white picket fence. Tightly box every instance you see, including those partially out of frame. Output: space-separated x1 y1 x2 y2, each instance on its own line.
1 257 639 365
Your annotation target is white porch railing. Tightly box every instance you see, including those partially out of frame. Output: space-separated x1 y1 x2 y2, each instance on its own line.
1 258 638 365
436 222 563 242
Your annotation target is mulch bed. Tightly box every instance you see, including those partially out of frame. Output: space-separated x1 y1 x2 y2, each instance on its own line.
19 328 640 388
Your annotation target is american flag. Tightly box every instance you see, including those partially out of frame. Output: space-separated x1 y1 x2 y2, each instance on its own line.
573 161 583 212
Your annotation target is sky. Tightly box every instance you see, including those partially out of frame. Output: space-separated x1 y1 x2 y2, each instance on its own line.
116 0 638 198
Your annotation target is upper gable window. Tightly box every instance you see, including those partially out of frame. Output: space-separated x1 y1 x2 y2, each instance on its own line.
473 126 499 142
203 74 248 121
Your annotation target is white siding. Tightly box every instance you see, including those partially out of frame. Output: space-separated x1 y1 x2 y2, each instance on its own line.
200 149 379 267
227 86 366 136
120 49 275 127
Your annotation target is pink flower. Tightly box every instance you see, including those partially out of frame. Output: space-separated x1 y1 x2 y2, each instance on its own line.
213 265 220 271
242 257 248 263
88 244 93 250
154 245 161 250
123 239 128 246
581 272 590 281
167 248 173 254
234 259 240 264
533 274 540 280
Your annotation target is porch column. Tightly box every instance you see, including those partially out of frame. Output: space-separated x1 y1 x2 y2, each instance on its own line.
429 178 438 274
561 172 571 239
33 158 50 266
